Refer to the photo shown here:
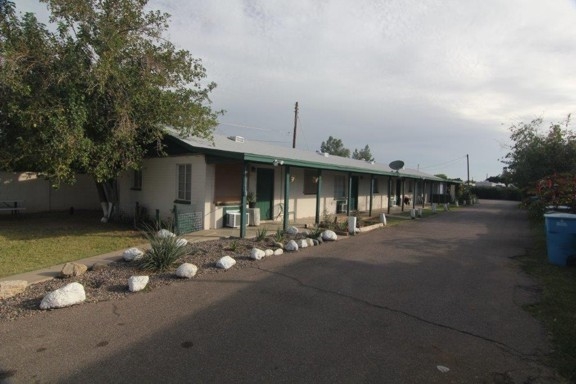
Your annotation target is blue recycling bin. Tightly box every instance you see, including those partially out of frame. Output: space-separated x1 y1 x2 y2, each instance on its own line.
544 212 576 266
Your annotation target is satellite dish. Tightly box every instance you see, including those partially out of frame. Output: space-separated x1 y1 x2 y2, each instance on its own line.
389 160 405 171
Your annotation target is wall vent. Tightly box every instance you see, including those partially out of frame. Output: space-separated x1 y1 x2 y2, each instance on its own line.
228 135 245 143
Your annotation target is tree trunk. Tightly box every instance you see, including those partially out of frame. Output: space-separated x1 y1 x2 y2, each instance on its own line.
96 180 118 223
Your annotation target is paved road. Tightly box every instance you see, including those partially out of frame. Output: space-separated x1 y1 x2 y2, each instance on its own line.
0 200 558 383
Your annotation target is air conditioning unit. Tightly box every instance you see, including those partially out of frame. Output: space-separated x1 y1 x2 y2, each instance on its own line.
226 211 249 228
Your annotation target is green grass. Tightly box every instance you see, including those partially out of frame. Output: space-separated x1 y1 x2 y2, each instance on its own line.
0 211 146 278
518 226 576 382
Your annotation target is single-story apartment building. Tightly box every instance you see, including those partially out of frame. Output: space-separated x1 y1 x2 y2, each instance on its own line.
114 132 456 237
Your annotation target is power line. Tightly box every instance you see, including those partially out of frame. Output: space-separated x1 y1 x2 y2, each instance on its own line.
419 155 468 170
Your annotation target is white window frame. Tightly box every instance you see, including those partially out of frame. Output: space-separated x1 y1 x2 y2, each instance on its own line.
176 164 192 203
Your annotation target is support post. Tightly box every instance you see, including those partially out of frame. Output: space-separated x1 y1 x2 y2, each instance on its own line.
240 162 248 238
369 175 374 217
347 173 352 216
283 166 290 230
400 177 405 212
387 176 392 214
315 169 322 225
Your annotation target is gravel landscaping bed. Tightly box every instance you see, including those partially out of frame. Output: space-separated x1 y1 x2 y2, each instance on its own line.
0 237 278 322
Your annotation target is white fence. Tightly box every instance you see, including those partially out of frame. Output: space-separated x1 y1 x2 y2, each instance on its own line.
0 172 100 213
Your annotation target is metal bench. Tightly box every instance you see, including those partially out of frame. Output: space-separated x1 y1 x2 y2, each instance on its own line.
0 200 25 214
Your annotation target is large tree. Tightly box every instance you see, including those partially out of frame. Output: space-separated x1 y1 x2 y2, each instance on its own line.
503 115 576 191
0 0 220 220
320 136 350 158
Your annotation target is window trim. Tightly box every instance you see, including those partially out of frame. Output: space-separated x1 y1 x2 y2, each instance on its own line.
176 163 192 203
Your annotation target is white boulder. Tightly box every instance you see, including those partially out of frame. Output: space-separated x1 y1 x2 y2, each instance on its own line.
306 238 315 247
175 263 198 279
273 248 284 256
322 230 338 241
286 226 299 235
40 282 86 309
176 238 188 247
216 256 236 270
250 248 266 260
264 249 274 257
123 247 144 262
157 229 176 238
285 240 299 252
128 276 149 292
298 239 308 248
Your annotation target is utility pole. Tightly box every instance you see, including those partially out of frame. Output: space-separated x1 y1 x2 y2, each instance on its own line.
466 154 470 184
292 102 298 149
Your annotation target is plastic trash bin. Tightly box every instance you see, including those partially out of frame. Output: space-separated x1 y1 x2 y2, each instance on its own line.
544 212 576 266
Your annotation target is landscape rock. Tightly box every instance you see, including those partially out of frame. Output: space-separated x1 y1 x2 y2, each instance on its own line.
157 229 176 238
297 239 308 248
273 248 284 256
250 248 266 260
40 282 86 309
0 280 28 300
286 226 299 235
91 262 109 271
123 247 144 262
312 239 319 246
317 236 323 244
264 249 274 257
128 276 149 292
322 230 338 241
285 240 299 252
216 256 236 270
273 241 284 249
176 238 188 247
306 238 315 247
60 262 88 278
175 263 198 279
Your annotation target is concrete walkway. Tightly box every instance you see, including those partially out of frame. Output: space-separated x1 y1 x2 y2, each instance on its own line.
0 200 559 383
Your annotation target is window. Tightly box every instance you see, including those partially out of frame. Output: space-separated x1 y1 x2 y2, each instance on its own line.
132 170 142 190
334 175 345 198
303 170 317 195
177 164 192 202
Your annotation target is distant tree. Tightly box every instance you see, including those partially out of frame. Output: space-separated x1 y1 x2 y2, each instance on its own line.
352 145 374 162
0 0 220 221
503 115 576 190
320 136 350 158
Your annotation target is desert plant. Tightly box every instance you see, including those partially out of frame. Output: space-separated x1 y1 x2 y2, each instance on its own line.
308 225 323 238
138 228 188 272
255 227 268 242
273 228 284 242
228 239 239 252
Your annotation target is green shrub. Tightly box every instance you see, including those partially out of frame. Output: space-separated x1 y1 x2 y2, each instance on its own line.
138 230 188 272
255 227 268 242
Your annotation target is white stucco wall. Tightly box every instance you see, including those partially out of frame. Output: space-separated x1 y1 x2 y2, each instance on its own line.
117 155 207 226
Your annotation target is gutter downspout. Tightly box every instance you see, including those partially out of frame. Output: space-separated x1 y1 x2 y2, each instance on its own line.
283 166 290 230
315 169 322 225
240 162 248 238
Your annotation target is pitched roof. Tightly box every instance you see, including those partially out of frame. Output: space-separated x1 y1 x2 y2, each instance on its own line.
166 131 445 182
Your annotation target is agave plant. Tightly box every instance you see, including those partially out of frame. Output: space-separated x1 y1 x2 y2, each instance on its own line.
138 226 188 272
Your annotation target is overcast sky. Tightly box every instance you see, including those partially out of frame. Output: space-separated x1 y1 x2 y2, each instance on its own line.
18 0 576 181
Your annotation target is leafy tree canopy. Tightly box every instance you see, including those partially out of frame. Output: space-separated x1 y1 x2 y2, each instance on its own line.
503 115 576 190
0 0 220 185
352 145 374 162
320 136 350 158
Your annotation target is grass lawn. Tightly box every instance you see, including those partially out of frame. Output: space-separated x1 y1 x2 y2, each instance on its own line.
518 225 576 382
0 211 146 278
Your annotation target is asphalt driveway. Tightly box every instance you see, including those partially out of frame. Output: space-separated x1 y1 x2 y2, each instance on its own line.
0 200 558 383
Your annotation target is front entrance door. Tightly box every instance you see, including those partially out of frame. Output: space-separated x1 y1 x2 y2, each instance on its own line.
256 168 274 220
